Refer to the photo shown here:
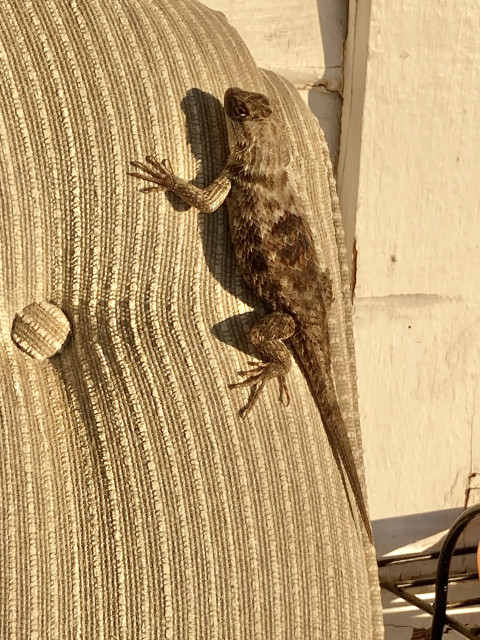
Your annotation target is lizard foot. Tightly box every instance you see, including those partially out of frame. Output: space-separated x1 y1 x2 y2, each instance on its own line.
128 156 175 192
229 311 295 418
229 361 290 418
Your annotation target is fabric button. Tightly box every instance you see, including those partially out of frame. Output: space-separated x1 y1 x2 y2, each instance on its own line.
11 301 71 360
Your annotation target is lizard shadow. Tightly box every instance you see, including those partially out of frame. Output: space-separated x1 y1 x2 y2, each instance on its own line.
177 87 267 355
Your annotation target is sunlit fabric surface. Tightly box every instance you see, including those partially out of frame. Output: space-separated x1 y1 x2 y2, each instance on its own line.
0 0 383 637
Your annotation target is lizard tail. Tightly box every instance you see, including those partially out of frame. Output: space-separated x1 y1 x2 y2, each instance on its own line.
290 329 374 544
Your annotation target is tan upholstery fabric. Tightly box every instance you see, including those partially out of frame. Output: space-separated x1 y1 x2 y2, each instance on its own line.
0 0 384 637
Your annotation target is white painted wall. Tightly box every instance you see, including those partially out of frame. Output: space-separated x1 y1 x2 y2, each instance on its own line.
340 0 480 540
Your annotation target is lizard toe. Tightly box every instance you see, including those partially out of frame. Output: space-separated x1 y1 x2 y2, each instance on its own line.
229 361 290 416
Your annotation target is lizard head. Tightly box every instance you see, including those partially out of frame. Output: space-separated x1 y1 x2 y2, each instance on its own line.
224 87 274 149
224 87 273 122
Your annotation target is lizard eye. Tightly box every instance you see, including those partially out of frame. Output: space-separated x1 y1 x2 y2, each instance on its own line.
235 104 249 119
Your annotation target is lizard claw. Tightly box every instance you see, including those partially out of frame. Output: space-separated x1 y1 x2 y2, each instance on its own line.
235 362 267 377
238 380 267 418
128 155 175 191
278 376 290 406
229 361 290 417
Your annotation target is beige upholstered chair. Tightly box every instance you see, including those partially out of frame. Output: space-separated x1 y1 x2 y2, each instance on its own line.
0 0 384 637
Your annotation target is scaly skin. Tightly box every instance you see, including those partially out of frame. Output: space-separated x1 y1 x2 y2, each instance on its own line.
129 87 373 543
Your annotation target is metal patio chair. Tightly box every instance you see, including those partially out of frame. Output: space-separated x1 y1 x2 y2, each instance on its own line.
378 504 480 639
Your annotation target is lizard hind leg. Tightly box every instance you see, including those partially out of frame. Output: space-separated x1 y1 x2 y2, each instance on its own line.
229 311 296 417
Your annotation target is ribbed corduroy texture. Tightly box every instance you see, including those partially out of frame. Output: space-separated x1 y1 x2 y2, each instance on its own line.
0 0 384 638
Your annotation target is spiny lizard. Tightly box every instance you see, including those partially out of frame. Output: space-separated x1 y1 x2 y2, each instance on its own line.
129 87 373 543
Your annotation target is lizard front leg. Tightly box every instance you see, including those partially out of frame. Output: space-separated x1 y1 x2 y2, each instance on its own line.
129 155 232 212
229 311 296 417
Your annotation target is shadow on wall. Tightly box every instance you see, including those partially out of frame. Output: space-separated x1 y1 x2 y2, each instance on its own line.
307 0 348 173
315 0 347 72
306 90 342 170
374 507 469 558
